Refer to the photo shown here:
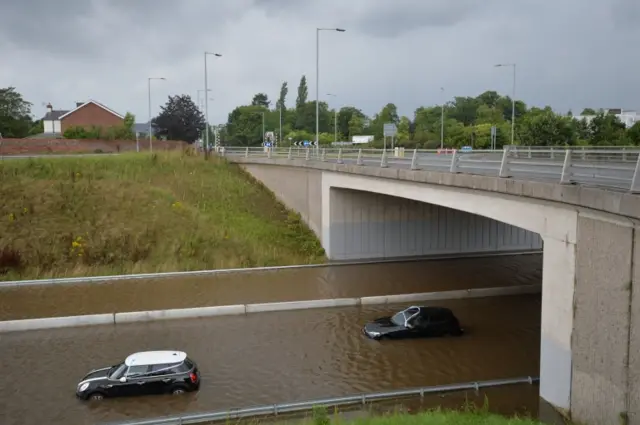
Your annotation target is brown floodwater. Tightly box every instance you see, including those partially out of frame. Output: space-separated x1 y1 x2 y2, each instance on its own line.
0 254 542 320
0 295 541 425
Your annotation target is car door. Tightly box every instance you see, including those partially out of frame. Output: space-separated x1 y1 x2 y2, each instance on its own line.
118 365 153 397
411 315 432 337
424 311 448 336
147 363 175 394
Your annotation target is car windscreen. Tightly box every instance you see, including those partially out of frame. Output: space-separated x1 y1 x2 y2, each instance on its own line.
390 311 407 326
109 363 127 379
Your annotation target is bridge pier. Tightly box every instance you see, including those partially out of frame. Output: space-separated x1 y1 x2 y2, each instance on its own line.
570 215 639 425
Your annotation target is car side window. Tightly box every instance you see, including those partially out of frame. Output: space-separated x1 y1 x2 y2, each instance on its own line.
126 365 150 378
149 363 172 376
168 362 190 374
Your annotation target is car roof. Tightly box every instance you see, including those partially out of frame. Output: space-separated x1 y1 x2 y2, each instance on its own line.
124 351 187 367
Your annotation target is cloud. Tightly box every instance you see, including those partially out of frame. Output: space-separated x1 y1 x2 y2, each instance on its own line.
1 0 638 127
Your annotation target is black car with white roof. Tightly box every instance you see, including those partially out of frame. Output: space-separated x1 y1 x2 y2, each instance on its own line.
362 306 464 340
76 350 200 400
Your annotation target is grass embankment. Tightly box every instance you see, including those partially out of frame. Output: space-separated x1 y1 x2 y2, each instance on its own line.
292 405 549 425
338 412 543 425
0 151 325 281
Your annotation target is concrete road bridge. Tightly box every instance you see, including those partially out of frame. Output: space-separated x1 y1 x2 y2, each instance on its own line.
220 145 640 425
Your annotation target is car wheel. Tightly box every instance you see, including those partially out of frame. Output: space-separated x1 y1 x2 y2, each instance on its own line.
88 393 105 401
171 387 186 395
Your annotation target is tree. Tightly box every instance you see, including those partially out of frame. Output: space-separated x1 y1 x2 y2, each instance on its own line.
277 82 288 111
580 108 597 115
152 94 205 143
295 76 308 110
337 106 365 138
348 114 364 139
251 93 270 108
627 122 640 146
0 87 34 138
226 105 270 146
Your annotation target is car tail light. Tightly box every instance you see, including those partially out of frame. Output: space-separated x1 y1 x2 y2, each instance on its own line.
189 372 198 383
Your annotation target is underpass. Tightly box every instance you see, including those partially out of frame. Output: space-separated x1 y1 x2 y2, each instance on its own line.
0 295 541 425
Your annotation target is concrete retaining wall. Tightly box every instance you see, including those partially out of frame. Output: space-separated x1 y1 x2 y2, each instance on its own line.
0 284 540 333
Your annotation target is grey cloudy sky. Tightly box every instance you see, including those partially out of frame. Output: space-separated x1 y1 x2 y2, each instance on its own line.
1 0 638 125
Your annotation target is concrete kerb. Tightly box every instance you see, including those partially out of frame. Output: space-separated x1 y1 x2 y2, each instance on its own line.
0 284 541 333
0 250 542 288
0 313 115 333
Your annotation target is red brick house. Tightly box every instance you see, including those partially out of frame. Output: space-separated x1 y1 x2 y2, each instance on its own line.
57 100 124 134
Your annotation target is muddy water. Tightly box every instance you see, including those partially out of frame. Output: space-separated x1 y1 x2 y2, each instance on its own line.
0 295 541 425
0 254 541 319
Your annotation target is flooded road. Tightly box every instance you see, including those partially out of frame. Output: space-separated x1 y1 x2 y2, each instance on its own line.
0 295 541 425
0 254 541 319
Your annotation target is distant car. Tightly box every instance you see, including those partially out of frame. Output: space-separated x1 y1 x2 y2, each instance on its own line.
76 351 200 401
362 306 464 340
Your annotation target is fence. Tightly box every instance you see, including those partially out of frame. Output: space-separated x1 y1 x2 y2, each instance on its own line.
220 146 640 193
101 376 539 425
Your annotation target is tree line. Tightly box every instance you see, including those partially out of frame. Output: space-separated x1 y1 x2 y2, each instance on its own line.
0 87 205 143
3 84 639 147
222 76 640 148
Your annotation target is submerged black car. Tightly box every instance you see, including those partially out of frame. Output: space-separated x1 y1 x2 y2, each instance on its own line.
362 306 464 340
76 351 200 401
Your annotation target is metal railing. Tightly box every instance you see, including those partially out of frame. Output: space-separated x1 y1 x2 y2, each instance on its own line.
102 376 539 425
219 146 640 193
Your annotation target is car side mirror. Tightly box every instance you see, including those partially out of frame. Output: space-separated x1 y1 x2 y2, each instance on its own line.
119 377 127 383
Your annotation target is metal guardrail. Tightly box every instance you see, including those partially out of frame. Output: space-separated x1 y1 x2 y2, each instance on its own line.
101 376 539 425
220 146 640 193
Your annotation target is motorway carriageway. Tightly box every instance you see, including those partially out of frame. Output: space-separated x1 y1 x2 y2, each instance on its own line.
0 294 541 425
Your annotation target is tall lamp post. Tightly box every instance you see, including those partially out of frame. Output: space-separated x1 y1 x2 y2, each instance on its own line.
316 27 345 146
197 89 212 113
440 87 445 149
494 63 516 145
326 93 338 144
204 51 222 158
148 77 166 153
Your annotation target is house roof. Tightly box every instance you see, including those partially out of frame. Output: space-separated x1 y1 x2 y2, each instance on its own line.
134 123 153 134
58 100 124 120
42 110 69 121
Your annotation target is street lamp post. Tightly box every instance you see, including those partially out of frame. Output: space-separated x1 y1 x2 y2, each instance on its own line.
495 63 516 145
440 87 445 149
197 89 212 112
148 77 166 153
204 51 222 158
327 93 338 144
278 103 282 148
316 27 345 147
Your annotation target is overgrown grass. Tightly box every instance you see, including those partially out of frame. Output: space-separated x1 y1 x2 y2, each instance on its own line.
0 151 325 280
301 402 546 425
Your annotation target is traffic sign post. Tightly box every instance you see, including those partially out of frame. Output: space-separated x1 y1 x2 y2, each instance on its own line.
490 126 497 150
383 123 398 151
